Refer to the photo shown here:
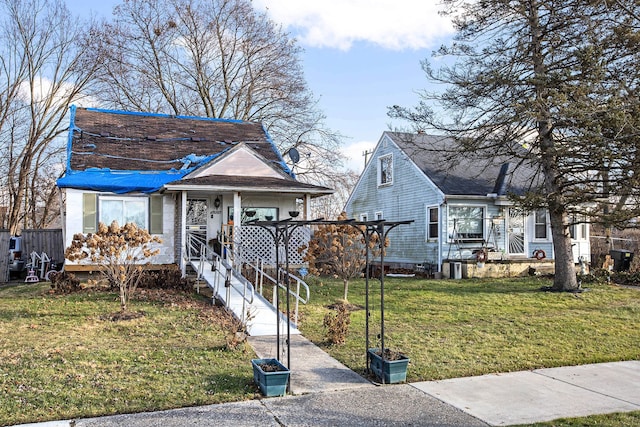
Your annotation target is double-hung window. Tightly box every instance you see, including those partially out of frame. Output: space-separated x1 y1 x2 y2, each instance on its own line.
427 206 439 240
534 210 548 240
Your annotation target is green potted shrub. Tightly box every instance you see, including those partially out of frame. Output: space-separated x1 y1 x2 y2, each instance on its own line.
251 358 290 396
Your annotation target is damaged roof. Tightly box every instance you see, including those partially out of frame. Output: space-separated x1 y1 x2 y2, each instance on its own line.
57 106 331 195
67 107 282 172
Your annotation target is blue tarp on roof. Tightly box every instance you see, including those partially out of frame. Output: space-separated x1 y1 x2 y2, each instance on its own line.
57 169 189 194
57 105 295 193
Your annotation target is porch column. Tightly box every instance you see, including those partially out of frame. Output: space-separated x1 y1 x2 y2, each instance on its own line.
233 192 241 244
180 191 187 275
303 194 311 220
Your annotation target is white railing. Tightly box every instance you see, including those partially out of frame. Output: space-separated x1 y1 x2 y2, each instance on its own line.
223 240 309 326
185 232 255 324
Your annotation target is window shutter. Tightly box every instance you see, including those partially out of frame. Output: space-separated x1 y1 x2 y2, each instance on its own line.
150 195 163 234
83 193 97 233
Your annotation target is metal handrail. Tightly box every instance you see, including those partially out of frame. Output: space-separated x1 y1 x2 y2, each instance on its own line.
184 231 309 326
185 233 255 309
223 240 309 325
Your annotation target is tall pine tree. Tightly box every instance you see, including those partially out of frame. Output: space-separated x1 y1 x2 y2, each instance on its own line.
391 0 640 291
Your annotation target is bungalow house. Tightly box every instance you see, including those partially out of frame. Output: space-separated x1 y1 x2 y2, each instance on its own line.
57 106 333 272
344 132 590 278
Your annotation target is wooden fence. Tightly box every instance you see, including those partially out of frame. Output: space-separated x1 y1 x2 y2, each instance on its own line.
0 230 9 283
21 229 65 265
0 229 64 283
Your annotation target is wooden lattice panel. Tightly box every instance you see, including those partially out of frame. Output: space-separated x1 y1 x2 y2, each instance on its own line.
239 226 310 265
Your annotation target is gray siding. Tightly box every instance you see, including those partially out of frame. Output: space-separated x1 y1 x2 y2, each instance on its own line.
346 134 444 265
347 132 588 268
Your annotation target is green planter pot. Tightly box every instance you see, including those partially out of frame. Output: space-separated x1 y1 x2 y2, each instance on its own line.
368 348 409 384
251 358 290 397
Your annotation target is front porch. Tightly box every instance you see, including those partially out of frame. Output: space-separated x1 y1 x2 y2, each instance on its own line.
177 190 312 268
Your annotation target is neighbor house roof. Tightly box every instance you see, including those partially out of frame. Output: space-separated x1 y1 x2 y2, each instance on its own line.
57 106 332 195
385 132 539 197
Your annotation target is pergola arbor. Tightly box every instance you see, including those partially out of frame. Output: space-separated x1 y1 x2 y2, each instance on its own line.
247 217 413 388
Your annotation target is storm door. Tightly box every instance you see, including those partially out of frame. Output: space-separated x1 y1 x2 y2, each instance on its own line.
186 198 208 258
507 208 526 255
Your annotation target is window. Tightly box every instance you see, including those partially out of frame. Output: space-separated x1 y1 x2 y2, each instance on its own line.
427 206 439 240
229 207 279 223
375 211 383 220
83 194 163 234
534 210 548 239
448 206 484 241
360 213 368 222
570 214 588 240
378 154 393 186
100 196 148 229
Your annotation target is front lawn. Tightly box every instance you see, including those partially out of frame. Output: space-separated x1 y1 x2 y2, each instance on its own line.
2 276 639 426
298 276 640 381
0 283 258 426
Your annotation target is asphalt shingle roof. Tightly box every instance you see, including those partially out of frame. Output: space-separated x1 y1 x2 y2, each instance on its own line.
386 132 538 196
69 107 284 172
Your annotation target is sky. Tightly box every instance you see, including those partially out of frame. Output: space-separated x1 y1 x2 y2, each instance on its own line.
66 0 455 172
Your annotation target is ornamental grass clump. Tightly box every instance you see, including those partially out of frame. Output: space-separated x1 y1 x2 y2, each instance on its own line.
323 303 351 345
65 221 161 313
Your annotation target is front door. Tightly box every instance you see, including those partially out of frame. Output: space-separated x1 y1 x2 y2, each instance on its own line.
186 198 208 258
507 208 526 256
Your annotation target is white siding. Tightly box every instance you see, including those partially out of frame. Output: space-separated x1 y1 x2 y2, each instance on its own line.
64 189 175 265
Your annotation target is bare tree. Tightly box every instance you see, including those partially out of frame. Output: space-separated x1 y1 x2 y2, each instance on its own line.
390 0 640 292
303 212 386 302
0 0 98 234
310 170 360 220
89 0 344 182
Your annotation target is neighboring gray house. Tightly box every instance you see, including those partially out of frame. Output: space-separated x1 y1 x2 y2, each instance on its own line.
345 132 590 277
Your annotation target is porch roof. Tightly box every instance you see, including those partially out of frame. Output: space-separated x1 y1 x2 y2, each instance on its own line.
163 174 333 196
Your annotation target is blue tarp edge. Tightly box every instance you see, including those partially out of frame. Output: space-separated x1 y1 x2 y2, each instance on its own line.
57 170 189 194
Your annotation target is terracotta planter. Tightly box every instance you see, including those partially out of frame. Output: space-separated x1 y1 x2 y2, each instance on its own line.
251 358 290 397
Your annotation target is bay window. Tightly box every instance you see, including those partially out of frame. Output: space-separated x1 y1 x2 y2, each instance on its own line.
448 206 484 241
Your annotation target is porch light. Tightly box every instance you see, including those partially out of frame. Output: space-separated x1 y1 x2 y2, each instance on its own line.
214 196 221 208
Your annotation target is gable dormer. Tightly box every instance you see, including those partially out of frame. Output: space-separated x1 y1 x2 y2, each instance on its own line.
185 142 289 180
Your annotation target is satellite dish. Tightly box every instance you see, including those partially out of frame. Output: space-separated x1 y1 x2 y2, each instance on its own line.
288 148 300 164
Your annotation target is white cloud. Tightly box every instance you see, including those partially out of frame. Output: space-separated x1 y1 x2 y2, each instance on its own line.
253 0 454 51
340 139 377 172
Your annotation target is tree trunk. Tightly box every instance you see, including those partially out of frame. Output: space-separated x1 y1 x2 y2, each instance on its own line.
343 278 349 302
549 203 579 291
120 285 128 312
529 1 578 292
